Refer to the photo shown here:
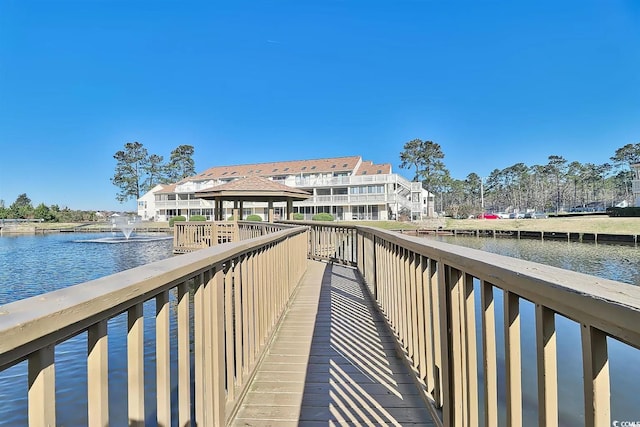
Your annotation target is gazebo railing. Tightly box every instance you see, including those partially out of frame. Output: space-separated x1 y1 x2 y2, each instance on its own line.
173 221 301 253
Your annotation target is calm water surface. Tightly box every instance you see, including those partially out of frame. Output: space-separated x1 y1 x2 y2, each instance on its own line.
0 232 175 426
1 232 639 425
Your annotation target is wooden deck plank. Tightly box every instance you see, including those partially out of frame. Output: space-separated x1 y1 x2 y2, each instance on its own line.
231 260 437 426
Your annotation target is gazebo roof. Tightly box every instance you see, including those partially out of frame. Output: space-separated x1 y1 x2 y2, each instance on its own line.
194 176 311 202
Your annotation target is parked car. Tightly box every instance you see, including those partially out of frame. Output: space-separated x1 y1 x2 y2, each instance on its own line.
497 212 511 219
477 212 500 219
524 212 548 219
509 212 525 219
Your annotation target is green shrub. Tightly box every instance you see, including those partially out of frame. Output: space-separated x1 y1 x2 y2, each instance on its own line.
169 215 187 227
292 213 304 220
189 215 206 221
245 214 262 221
227 216 235 221
312 212 334 221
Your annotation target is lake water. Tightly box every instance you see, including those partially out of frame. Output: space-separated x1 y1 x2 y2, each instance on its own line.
0 232 638 425
0 232 175 426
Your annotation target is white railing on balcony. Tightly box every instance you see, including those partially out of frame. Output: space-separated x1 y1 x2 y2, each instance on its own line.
155 199 215 208
293 173 415 190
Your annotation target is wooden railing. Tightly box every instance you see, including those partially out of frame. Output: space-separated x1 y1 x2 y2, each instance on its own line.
305 222 640 427
173 221 239 253
0 226 308 426
173 221 300 253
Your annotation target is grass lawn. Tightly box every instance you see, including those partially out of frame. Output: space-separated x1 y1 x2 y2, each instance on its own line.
27 217 640 235
443 215 640 234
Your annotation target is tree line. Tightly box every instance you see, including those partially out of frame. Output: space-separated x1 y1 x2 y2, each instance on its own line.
399 140 640 218
0 193 101 222
111 142 196 202
1 142 197 221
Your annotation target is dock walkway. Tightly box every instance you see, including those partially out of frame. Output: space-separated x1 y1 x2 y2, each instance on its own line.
231 260 437 426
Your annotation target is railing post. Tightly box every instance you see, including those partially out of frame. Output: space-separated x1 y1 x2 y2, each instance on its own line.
581 324 610 427
28 346 56 427
536 304 558 427
88 321 109 427
504 290 522 426
438 262 454 426
481 280 498 427
127 303 145 426
177 281 192 427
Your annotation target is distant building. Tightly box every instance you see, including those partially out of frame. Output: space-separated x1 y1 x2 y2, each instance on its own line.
137 156 433 221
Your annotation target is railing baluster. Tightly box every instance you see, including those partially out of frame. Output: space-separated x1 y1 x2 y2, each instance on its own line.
581 324 610 427
88 320 109 427
437 261 454 425
127 303 145 425
416 255 428 384
449 266 465 424
194 271 206 425
177 280 192 427
429 258 442 407
463 273 479 426
504 290 522 427
28 345 56 426
481 280 498 427
400 247 409 347
234 257 244 388
536 304 558 427
248 252 258 366
409 250 419 364
241 255 250 378
156 290 171 426
224 262 235 402
212 266 226 426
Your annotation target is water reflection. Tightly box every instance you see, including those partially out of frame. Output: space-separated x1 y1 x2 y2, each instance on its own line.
432 235 640 286
0 232 174 305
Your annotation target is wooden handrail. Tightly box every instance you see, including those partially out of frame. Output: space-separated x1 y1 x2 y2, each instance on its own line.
3 219 639 426
0 226 309 426
305 223 640 427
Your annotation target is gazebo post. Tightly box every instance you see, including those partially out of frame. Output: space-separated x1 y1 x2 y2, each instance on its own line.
215 198 222 221
287 199 293 220
268 201 274 222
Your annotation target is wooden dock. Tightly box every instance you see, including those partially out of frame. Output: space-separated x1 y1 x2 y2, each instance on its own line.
231 260 437 426
399 228 640 245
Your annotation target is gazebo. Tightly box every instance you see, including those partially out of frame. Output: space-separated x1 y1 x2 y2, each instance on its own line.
194 175 311 222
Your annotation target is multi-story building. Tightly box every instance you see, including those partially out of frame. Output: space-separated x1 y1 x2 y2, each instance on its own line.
137 156 433 221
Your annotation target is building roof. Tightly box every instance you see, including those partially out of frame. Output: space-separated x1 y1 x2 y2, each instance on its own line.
188 156 367 181
153 184 177 194
194 175 311 201
355 161 392 176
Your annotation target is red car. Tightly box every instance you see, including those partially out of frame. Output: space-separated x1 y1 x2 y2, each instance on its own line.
477 213 500 219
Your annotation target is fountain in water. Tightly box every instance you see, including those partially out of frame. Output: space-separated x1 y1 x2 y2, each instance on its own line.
111 215 141 239
76 215 172 243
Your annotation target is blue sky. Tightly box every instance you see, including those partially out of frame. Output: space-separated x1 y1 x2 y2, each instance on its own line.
1 1 639 212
